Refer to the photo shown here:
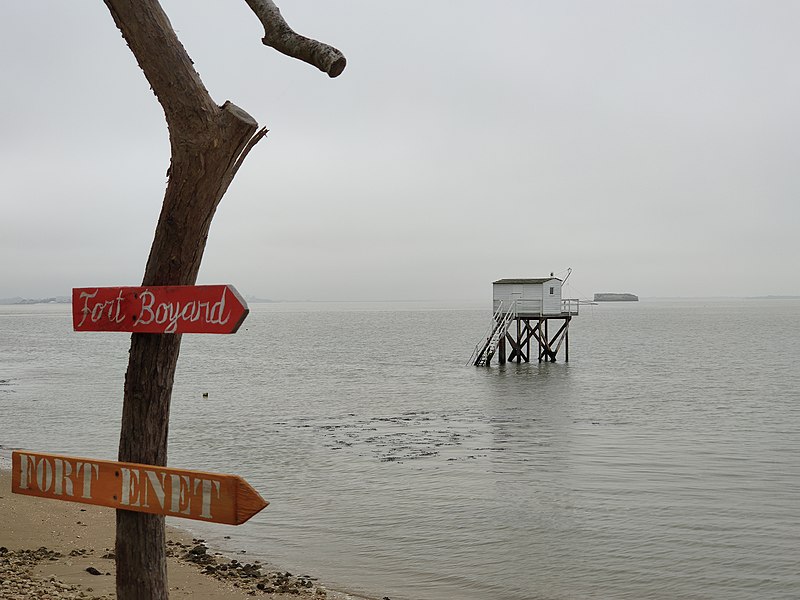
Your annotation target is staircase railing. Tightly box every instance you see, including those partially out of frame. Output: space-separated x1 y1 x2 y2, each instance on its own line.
466 301 504 366
480 304 516 365
468 300 517 366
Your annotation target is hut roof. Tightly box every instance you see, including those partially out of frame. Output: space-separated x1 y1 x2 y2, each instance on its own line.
493 278 562 285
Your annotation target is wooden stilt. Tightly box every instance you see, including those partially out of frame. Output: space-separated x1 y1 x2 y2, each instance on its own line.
549 320 569 362
537 320 543 362
524 319 530 362
522 319 531 362
544 319 549 354
506 331 519 362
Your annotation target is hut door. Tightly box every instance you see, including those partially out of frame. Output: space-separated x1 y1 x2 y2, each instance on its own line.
511 291 522 311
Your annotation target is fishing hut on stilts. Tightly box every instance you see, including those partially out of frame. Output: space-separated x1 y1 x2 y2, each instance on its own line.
468 273 579 366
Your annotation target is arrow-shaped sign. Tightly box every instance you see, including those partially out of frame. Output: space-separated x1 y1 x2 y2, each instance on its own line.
12 451 268 525
72 285 248 334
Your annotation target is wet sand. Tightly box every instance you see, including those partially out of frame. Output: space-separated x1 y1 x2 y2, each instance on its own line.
0 468 364 599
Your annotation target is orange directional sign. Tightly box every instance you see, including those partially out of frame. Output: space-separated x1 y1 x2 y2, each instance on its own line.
72 285 249 334
12 451 268 525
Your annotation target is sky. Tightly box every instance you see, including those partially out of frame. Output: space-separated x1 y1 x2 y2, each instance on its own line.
1 1 799 301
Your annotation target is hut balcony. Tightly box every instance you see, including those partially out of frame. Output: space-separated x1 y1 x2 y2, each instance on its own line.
493 298 580 319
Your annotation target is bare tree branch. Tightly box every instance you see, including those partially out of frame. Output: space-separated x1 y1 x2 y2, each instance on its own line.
244 0 346 77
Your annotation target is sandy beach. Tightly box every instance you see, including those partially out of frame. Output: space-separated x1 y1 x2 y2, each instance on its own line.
0 468 362 600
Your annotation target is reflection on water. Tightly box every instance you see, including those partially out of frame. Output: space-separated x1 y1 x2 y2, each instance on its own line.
2 300 799 600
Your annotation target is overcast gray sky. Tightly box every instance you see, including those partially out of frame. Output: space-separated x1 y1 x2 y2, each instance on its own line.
2 1 798 301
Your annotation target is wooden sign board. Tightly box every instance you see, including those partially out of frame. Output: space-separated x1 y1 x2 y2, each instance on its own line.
72 285 248 334
11 451 268 525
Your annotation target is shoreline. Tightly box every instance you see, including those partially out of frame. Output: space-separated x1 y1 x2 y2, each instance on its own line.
0 464 373 600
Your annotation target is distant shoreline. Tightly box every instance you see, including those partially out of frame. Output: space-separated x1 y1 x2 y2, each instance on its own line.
0 296 71 305
0 296 276 306
2 294 799 306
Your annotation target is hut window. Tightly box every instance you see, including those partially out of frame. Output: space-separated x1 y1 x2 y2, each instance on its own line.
549 286 554 295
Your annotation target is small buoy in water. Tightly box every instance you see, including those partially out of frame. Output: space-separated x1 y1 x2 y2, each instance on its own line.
202 392 209 398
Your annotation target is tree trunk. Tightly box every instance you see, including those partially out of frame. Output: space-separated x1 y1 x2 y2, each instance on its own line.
115 104 258 600
100 1 343 597
101 3 259 598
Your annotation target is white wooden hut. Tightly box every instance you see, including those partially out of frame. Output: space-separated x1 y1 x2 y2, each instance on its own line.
469 275 579 367
493 277 563 316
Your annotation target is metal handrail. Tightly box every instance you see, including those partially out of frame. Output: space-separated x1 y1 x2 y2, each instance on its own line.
561 298 580 315
489 302 516 350
466 300 505 366
495 298 579 316
468 300 517 366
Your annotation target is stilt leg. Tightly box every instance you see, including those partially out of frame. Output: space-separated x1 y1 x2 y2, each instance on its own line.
538 320 543 362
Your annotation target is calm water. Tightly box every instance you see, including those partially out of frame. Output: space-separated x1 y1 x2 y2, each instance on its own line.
1 299 799 600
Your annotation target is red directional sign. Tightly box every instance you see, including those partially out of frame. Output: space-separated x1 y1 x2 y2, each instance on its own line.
12 451 269 525
72 285 248 334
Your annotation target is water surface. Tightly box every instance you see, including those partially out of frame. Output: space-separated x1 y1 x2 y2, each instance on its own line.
2 299 799 599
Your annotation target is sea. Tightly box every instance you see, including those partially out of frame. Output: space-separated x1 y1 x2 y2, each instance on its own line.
1 298 799 600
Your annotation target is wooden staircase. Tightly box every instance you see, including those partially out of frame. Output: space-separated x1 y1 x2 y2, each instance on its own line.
468 301 516 366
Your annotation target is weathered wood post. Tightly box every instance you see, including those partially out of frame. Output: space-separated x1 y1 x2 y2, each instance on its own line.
98 2 346 598
537 320 543 362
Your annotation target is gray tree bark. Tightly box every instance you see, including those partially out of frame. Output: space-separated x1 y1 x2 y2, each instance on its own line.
244 0 346 77
99 1 344 598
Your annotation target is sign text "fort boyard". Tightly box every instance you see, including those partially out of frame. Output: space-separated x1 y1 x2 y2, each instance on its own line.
11 451 268 525
72 285 249 334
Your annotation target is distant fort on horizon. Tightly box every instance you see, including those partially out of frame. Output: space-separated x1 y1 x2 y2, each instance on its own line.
594 293 639 302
